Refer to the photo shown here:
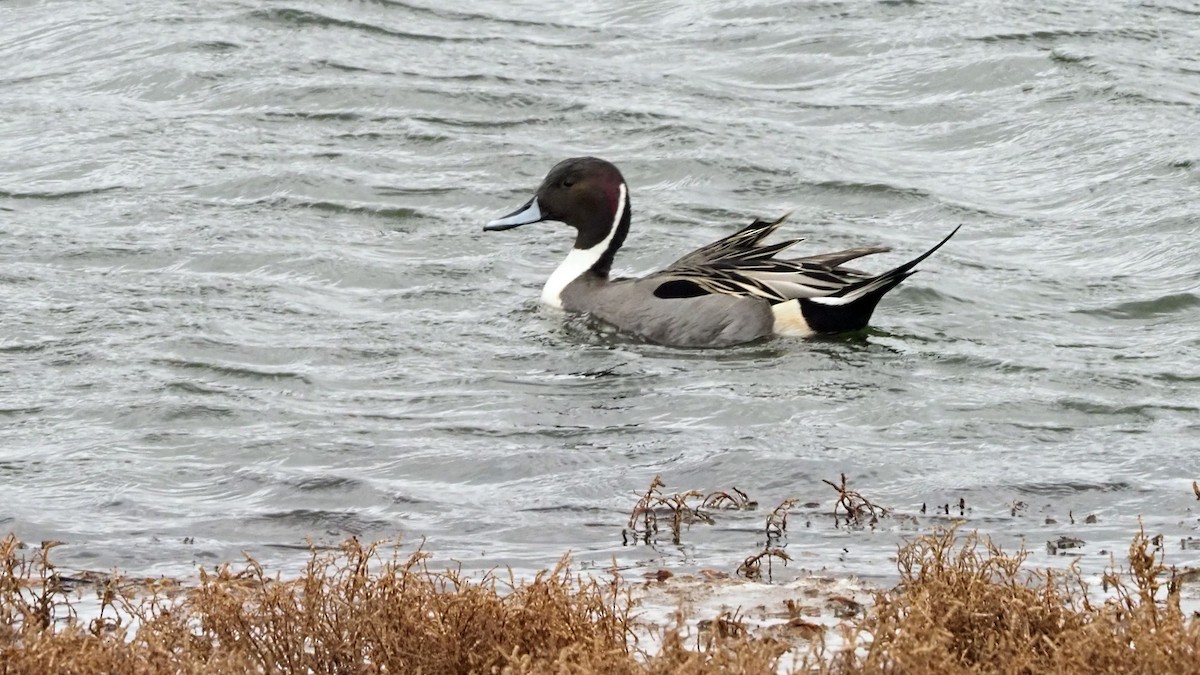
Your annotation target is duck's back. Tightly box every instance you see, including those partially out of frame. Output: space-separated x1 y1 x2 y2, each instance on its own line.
560 274 773 348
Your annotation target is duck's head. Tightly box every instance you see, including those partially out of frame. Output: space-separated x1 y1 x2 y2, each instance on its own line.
485 157 631 261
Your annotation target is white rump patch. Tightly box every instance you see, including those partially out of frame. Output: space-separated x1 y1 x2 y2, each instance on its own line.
771 299 815 338
541 183 627 308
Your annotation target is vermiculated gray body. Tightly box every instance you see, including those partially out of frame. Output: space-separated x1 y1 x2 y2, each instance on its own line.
561 273 774 347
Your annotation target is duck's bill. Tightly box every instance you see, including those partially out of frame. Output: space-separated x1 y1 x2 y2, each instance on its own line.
484 197 544 231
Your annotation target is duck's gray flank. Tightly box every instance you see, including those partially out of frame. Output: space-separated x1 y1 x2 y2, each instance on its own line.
485 156 959 348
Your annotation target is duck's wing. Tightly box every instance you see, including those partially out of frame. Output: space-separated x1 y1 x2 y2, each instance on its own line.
651 258 876 303
788 245 891 270
667 213 889 270
668 214 802 267
652 226 961 303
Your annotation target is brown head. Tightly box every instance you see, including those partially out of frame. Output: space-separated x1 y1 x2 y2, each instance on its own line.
485 157 631 276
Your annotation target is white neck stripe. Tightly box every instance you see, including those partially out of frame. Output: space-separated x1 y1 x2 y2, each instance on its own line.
541 183 626 309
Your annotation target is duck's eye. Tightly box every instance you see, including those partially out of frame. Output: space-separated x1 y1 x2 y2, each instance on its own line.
560 178 576 189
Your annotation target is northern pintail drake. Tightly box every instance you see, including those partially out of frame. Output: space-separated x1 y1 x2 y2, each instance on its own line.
485 157 958 348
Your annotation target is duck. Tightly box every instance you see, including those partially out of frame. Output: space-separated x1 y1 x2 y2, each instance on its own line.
484 157 958 348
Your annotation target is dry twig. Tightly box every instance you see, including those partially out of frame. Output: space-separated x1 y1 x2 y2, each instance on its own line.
823 473 890 527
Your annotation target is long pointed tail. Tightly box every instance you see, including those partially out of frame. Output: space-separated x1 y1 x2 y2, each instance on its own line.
798 225 960 334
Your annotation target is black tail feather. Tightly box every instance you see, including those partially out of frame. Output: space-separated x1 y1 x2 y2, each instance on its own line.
799 272 914 334
797 225 960 334
829 225 961 299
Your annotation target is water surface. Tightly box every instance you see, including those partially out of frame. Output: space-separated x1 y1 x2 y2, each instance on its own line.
2 0 1199 583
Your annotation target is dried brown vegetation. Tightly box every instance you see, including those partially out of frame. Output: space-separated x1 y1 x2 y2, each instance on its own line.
1 533 788 674
702 487 757 511
736 499 800 582
823 473 890 527
829 525 1200 674
735 548 792 582
4 520 1200 674
624 475 714 545
765 498 800 539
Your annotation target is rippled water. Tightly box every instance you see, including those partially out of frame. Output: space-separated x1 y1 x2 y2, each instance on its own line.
3 0 1199 582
